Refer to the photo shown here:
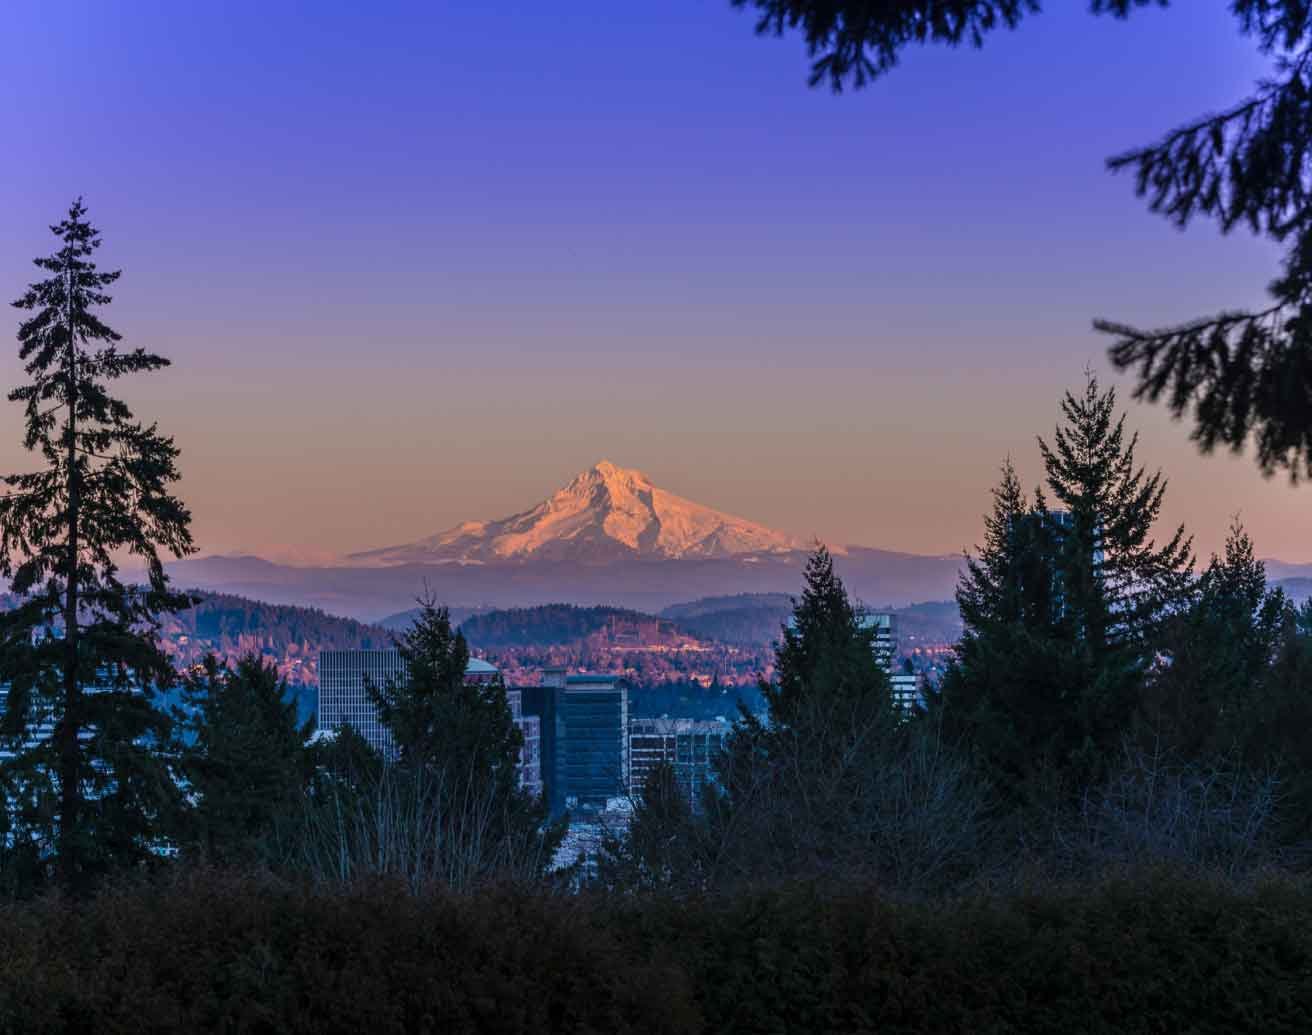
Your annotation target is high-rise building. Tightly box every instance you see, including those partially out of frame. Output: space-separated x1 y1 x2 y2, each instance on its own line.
0 670 145 762
317 650 527 770
317 650 407 757
628 716 729 810
789 611 923 713
858 612 898 670
0 684 55 763
505 689 542 799
520 669 628 818
860 613 922 713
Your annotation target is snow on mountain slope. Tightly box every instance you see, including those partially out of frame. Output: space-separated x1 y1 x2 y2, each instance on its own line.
349 461 809 566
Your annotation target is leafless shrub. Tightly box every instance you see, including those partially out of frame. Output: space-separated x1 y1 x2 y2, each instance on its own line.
698 705 988 895
274 761 556 894
1043 743 1284 880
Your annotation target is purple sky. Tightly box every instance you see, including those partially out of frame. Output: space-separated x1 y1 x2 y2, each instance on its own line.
1 2 1306 563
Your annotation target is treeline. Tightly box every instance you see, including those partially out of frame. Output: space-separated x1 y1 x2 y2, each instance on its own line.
667 597 965 649
672 602 792 645
167 592 393 654
2 600 558 898
595 377 1312 896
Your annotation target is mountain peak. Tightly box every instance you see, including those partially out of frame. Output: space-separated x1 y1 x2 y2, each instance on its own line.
350 462 808 566
573 460 649 489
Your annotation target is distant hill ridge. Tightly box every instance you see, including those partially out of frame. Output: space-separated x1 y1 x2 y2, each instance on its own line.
660 593 794 621
166 591 392 647
458 604 694 649
1276 577 1312 604
661 593 965 647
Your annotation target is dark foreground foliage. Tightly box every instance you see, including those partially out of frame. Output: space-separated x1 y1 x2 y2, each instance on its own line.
2 870 1312 1034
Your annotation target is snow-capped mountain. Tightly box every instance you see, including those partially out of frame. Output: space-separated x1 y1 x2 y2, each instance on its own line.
349 461 809 566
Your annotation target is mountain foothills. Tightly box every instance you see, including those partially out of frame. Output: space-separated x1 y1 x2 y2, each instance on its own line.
120 584 1312 698
113 593 959 705
156 593 395 688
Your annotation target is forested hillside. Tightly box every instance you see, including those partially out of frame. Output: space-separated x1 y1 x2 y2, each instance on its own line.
662 594 793 645
459 604 686 647
0 591 963 693
661 593 964 649
159 592 394 687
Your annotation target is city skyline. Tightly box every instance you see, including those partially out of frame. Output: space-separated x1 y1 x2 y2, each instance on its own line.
2 2 1308 564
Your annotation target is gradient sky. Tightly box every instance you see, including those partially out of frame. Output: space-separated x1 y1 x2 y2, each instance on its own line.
1 2 1307 564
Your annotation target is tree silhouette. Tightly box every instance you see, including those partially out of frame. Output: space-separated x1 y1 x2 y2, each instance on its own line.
0 200 194 891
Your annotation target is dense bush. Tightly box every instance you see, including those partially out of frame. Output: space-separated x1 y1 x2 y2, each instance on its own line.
2 871 1312 1033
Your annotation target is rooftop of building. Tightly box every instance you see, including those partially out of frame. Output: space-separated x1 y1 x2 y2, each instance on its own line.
630 716 731 734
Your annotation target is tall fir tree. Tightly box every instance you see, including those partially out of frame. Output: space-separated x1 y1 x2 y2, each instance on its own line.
370 600 520 783
1037 374 1194 662
1260 600 1312 844
761 544 892 734
0 200 194 891
595 759 701 892
934 462 1079 802
955 457 1061 633
368 600 560 880
938 377 1193 801
178 656 312 865
720 544 893 799
709 546 899 881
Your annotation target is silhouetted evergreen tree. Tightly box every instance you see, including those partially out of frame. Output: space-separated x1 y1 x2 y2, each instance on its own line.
595 760 701 892
937 377 1193 801
719 545 893 810
0 200 193 892
308 721 383 792
932 457 1068 801
371 601 522 784
762 544 893 733
368 600 560 881
1038 375 1194 660
178 656 311 865
1248 599 1312 845
705 547 940 883
955 457 1061 633
1140 522 1288 762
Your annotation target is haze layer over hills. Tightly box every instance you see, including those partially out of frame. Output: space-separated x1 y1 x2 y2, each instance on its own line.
156 461 1311 622
161 462 963 618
